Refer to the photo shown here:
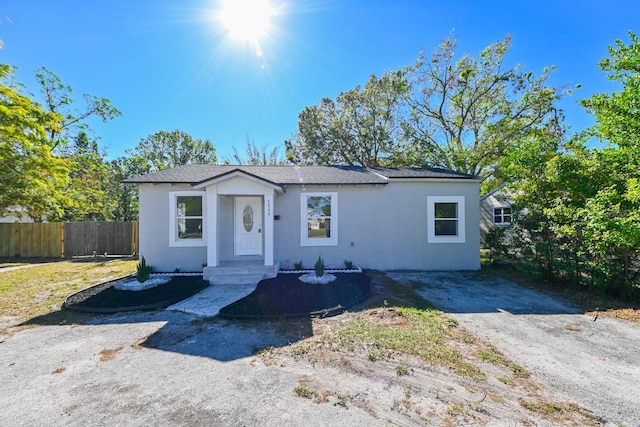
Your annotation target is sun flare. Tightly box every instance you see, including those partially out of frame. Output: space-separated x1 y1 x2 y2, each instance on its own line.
219 0 274 43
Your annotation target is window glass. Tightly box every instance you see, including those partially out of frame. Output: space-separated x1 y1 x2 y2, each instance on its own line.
428 196 465 243
307 196 332 239
300 192 338 246
435 202 457 218
177 196 202 217
177 196 202 239
494 207 512 224
435 218 457 236
434 202 458 236
177 218 202 239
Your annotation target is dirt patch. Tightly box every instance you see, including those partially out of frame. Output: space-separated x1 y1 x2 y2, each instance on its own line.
387 270 640 426
97 346 124 362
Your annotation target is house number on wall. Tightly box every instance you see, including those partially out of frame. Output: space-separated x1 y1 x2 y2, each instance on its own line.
267 199 271 216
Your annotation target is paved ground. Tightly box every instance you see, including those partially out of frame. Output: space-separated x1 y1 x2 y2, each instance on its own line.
0 309 380 426
2 272 639 425
168 282 258 317
387 271 640 426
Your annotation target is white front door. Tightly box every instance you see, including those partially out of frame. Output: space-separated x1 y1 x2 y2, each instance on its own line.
234 196 263 256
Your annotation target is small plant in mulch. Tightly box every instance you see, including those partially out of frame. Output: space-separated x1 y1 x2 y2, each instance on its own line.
314 255 325 278
344 260 354 269
136 256 153 282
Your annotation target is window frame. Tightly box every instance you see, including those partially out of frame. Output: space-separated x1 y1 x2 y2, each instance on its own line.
169 191 206 247
300 192 338 247
427 196 465 243
493 206 512 226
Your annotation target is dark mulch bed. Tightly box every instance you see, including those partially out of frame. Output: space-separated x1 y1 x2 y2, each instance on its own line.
64 275 209 313
218 273 371 319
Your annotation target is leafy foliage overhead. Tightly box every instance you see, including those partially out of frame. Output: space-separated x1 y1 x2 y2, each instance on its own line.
403 35 566 183
223 139 286 165
0 64 69 221
35 67 121 153
128 129 217 173
294 72 409 167
493 31 640 298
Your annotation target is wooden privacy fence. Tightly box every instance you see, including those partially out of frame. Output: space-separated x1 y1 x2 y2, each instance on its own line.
0 222 138 258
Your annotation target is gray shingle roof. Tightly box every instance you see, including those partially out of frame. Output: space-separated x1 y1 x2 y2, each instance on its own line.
123 164 476 186
369 167 476 179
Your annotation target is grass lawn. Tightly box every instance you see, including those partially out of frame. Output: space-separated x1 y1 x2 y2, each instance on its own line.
0 258 137 322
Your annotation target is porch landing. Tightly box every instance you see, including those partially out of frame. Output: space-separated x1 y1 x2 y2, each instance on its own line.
203 261 280 285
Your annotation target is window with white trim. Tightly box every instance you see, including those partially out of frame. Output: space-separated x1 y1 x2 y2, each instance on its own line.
427 196 465 243
493 207 511 225
169 191 206 247
300 192 338 246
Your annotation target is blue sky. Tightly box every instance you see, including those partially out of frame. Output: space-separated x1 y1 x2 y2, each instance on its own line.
1 0 639 160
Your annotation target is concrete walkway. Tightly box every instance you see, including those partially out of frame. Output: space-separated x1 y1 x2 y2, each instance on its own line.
167 282 258 317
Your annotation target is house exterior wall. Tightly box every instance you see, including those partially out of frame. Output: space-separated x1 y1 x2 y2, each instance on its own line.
479 193 510 246
138 179 480 272
274 180 480 271
138 184 207 272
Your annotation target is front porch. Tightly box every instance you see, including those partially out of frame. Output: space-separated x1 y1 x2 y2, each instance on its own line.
195 170 283 276
203 260 280 285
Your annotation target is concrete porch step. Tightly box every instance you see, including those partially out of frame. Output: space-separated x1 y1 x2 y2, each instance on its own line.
203 261 280 285
207 273 265 286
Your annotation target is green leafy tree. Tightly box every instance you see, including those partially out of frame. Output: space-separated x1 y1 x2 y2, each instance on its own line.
403 35 566 188
0 64 69 221
577 31 640 290
112 130 218 221
106 156 145 221
223 138 286 165
35 67 120 153
293 72 409 167
128 130 217 173
54 132 116 221
503 32 640 296
31 68 121 221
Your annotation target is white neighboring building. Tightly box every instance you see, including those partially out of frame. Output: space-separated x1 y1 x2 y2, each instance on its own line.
0 206 34 223
480 186 512 246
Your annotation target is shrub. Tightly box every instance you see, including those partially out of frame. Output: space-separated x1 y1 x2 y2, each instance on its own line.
136 256 153 283
314 255 325 277
293 261 303 270
344 260 354 269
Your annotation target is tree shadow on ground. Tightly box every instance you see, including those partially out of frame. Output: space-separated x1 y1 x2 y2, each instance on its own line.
15 273 372 362
17 306 314 362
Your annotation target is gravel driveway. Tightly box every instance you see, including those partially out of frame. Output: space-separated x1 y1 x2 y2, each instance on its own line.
0 311 379 426
2 271 639 426
387 271 640 426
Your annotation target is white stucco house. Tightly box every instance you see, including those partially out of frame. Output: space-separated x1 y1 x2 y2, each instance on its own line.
124 165 481 284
